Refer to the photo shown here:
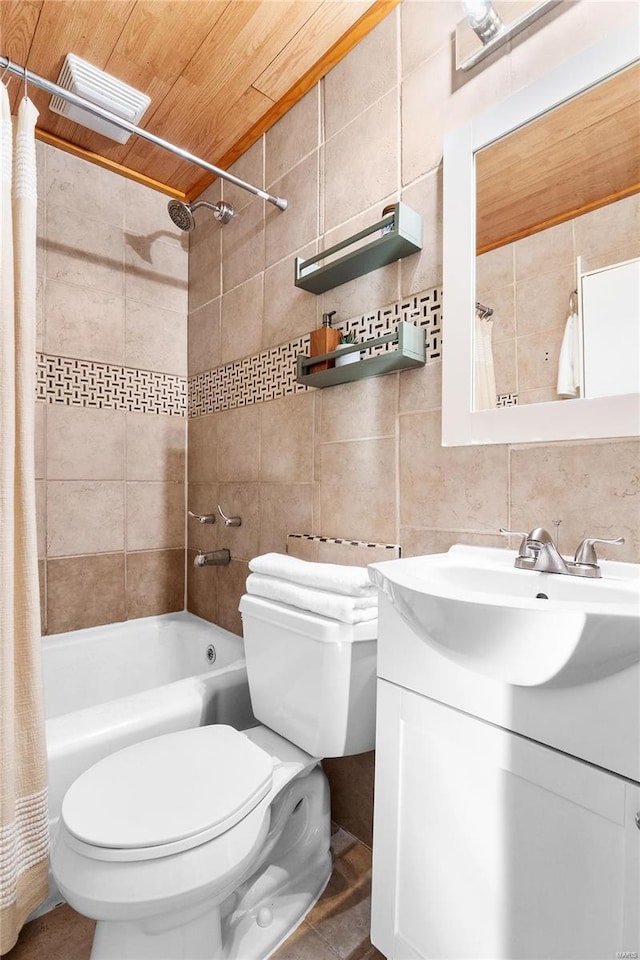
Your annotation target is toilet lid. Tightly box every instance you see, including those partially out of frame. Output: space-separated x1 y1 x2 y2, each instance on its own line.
61 726 274 852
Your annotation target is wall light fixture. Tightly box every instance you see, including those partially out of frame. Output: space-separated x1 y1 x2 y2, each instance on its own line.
455 0 560 71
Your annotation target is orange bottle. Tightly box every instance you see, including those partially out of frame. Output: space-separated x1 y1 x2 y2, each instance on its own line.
310 311 341 373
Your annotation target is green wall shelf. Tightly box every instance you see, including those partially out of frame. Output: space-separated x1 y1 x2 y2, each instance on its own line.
294 202 422 294
296 321 426 389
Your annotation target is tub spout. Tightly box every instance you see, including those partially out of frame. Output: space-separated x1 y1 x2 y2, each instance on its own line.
194 549 231 567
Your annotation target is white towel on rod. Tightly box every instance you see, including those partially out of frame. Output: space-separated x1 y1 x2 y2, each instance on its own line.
246 573 378 623
474 314 497 409
557 306 581 398
248 552 376 598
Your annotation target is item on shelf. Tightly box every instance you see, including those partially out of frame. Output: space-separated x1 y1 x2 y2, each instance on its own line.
335 331 361 367
309 311 341 373
381 203 396 236
297 321 426 389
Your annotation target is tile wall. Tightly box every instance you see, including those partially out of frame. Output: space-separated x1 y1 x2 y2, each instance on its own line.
36 144 188 635
477 194 640 405
185 0 640 844
187 0 640 634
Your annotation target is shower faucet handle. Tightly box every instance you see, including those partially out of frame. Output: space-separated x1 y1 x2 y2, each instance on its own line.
217 504 241 527
188 510 216 524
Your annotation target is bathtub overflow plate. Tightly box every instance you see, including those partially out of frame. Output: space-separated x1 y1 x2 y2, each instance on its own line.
206 644 217 664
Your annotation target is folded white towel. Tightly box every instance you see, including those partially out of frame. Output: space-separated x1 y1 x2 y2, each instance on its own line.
248 553 376 598
246 573 378 624
557 311 581 398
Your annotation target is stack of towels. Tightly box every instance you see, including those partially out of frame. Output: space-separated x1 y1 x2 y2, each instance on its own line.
246 553 378 624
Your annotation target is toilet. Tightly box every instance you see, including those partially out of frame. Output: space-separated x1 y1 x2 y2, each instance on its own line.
51 594 377 960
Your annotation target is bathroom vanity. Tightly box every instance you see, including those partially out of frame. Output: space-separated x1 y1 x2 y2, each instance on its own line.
369 547 640 960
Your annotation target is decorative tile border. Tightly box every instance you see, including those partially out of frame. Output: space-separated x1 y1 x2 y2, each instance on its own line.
189 288 443 417
288 533 401 553
287 533 402 564
497 392 519 407
36 353 187 417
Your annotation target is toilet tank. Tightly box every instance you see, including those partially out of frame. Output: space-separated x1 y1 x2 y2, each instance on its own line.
239 594 377 758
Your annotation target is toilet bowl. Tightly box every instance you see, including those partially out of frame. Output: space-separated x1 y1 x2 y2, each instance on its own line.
51 595 377 960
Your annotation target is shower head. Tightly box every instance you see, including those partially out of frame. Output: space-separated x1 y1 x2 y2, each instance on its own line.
167 199 235 232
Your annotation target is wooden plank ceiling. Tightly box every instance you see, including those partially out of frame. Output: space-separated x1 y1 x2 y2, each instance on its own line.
476 62 640 253
0 0 397 199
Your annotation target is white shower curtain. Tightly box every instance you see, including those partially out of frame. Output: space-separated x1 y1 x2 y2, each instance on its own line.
0 84 49 953
474 313 497 410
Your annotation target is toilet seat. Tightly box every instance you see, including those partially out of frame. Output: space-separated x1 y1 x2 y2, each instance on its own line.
61 725 274 862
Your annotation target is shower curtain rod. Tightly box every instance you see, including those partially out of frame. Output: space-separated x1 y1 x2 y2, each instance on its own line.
0 55 288 211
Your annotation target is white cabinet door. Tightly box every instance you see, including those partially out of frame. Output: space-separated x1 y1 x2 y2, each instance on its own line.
371 680 640 960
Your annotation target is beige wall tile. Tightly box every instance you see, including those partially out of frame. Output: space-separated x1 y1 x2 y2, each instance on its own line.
187 483 220 552
401 169 443 296
47 405 124 480
260 392 315 483
510 439 640 562
319 438 397 543
399 360 442 414
125 179 186 250
399 411 508 530
125 237 188 315
221 198 265 293
400 527 506 557
508 1 638 94
46 147 124 227
46 206 124 296
189 298 221 375
319 374 397 443
324 11 398 140
263 242 319 349
258 483 314 556
476 244 514 296
515 265 575 337
188 415 218 483
126 549 185 619
266 88 319 185
126 482 185 551
186 550 218 624
44 279 125 365
316 541 397 566
482 284 515 342
287 535 319 560
325 92 398 232
574 194 640 272
217 482 260 561
47 481 124 557
189 219 221 311
221 139 264 214
402 48 449 184
514 220 573 282
125 299 187 375
47 553 125 634
216 559 249 636
36 276 44 351
126 412 186 482
401 0 460 78
265 152 320 268
217 406 260 482
517 326 565 395
493 338 517 396
220 275 264 364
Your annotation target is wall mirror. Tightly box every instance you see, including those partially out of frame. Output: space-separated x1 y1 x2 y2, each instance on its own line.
442 26 640 445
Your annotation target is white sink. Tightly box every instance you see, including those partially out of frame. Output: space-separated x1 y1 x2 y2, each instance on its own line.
369 545 640 687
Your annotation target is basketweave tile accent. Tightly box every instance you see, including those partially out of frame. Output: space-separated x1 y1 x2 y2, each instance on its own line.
36 353 186 417
189 288 442 417
287 533 401 561
497 393 518 407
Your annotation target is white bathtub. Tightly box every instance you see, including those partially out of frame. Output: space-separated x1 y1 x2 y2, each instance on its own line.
39 611 255 914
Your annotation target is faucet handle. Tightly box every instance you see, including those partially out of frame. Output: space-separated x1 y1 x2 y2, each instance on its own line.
574 536 625 565
499 528 528 555
188 510 216 524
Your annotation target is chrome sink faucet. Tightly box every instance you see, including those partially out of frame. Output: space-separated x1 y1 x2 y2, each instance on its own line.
500 527 625 578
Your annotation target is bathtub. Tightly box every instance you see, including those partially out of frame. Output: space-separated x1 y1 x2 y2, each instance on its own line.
39 611 255 914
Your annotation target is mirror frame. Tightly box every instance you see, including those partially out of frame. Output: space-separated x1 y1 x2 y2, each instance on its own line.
442 26 640 446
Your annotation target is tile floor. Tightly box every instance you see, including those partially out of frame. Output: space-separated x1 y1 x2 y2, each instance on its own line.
4 828 384 960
